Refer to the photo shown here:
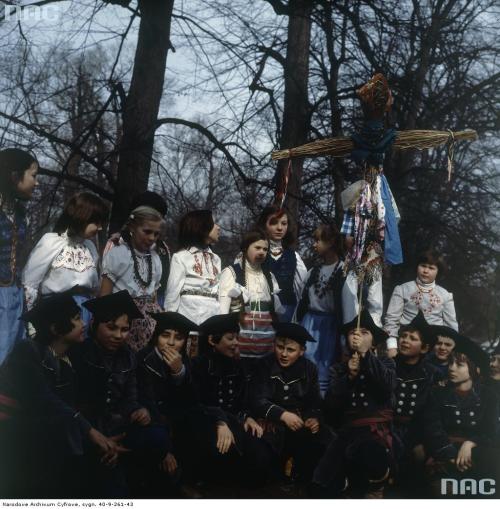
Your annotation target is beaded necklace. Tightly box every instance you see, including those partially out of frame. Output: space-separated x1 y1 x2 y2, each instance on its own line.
126 237 153 289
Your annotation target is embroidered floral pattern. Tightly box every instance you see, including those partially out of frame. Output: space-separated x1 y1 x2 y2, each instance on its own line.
409 288 442 314
52 244 95 272
192 251 219 286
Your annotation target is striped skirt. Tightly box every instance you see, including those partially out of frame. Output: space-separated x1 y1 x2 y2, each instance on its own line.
238 302 275 360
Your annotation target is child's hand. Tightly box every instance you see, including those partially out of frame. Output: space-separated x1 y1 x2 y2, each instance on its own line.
304 417 320 434
161 347 183 374
387 348 398 358
130 407 151 426
244 417 263 438
348 352 361 379
160 452 178 475
280 411 304 431
456 440 476 472
216 422 235 454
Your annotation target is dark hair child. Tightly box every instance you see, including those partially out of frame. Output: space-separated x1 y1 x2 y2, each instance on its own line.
70 291 172 497
312 310 396 498
384 249 458 358
425 325 458 381
256 205 307 322
22 191 108 331
164 209 221 327
296 223 346 394
251 322 333 483
0 148 38 363
423 337 497 496
190 313 273 486
0 293 119 497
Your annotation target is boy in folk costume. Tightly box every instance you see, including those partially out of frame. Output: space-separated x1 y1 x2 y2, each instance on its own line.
0 148 38 364
251 323 333 483
312 309 396 498
425 325 458 381
384 250 458 357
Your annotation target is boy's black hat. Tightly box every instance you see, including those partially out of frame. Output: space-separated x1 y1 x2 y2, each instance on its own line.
129 191 167 217
82 290 143 321
430 325 461 344
401 310 437 347
340 309 388 345
200 313 240 336
492 341 500 357
274 322 316 346
149 311 197 336
453 334 489 373
20 292 80 331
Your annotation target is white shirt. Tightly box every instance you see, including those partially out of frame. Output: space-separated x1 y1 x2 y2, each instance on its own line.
304 261 344 314
384 279 458 349
22 232 99 309
219 261 281 314
101 243 161 298
164 247 221 324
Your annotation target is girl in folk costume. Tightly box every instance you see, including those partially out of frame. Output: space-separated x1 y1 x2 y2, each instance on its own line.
256 205 307 322
100 206 163 352
164 210 221 326
384 249 458 357
22 192 108 330
296 224 346 394
0 148 38 364
103 191 171 308
219 230 282 367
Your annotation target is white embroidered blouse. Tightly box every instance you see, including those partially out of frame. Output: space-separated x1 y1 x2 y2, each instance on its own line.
304 260 344 314
22 232 99 309
101 243 162 298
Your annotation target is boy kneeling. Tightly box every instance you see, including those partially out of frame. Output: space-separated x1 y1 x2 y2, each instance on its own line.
252 322 333 483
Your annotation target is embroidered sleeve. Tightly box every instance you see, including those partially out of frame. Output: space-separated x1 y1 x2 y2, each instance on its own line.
218 266 236 314
164 252 186 312
384 284 405 341
22 233 65 310
441 289 458 331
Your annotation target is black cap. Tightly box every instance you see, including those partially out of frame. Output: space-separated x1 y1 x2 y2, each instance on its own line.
453 335 489 374
129 191 167 217
200 313 240 336
430 325 461 344
149 312 197 336
492 341 500 357
274 322 316 346
401 311 437 347
82 290 143 321
20 292 80 331
340 309 389 346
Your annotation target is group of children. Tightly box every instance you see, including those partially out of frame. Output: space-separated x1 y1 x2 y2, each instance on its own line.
0 147 499 499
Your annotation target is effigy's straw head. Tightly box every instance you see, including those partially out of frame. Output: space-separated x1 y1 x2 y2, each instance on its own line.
357 73 393 119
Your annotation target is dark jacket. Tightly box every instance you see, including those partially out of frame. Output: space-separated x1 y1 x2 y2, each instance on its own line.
263 248 297 306
191 352 252 424
136 345 196 424
324 351 396 428
252 354 322 422
70 340 142 435
424 381 497 460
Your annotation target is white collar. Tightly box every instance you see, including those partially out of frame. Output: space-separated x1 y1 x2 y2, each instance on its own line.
416 278 436 290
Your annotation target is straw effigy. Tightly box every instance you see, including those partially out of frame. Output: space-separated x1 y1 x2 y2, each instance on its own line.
271 129 478 161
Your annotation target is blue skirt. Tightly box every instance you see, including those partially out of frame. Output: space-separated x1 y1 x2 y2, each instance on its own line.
301 310 340 394
0 286 26 365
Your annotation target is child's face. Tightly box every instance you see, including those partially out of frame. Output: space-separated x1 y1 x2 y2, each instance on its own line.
157 329 186 353
398 330 427 359
417 263 438 284
15 163 38 199
448 355 471 384
206 222 220 244
434 336 455 362
275 338 304 368
210 331 239 358
347 328 373 353
489 354 500 381
265 214 288 242
130 219 161 252
246 239 268 265
313 235 334 257
95 314 130 352
82 222 103 239
59 312 85 344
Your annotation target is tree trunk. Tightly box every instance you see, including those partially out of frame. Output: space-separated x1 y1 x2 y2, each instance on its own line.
276 0 312 234
109 0 175 232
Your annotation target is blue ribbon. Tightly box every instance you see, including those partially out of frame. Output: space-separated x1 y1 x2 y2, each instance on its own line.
379 174 403 265
350 120 397 166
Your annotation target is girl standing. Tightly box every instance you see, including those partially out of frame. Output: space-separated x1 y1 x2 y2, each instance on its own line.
100 206 163 352
164 209 221 326
296 224 346 394
256 205 307 322
22 192 107 329
0 148 38 363
219 230 282 365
